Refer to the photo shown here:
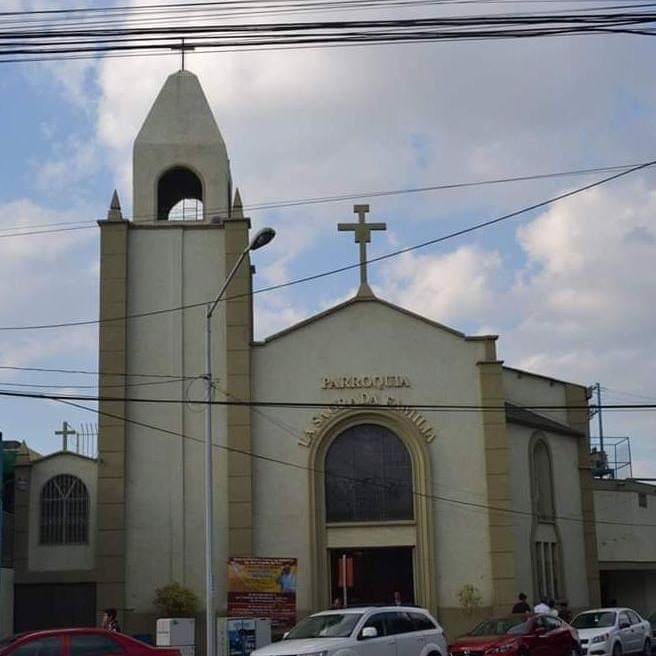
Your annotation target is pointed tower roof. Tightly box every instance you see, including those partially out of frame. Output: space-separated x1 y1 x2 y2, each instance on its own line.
132 69 232 223
135 70 227 150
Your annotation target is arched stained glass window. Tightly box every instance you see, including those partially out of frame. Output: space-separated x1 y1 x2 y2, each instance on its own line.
533 439 555 521
325 424 413 523
39 475 89 545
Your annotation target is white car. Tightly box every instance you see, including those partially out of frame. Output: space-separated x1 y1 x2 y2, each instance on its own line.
252 606 448 656
572 608 652 656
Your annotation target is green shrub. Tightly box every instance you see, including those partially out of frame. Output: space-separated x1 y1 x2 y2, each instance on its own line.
457 584 482 613
154 582 200 618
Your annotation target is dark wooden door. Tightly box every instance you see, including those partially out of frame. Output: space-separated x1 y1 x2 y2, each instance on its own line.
14 583 96 632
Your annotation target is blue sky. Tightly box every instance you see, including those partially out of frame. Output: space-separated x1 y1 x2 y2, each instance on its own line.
1 1 656 476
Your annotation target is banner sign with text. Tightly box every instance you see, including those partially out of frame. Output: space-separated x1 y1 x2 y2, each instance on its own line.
227 557 297 632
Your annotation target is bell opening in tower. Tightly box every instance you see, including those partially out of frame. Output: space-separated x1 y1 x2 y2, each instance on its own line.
157 165 204 221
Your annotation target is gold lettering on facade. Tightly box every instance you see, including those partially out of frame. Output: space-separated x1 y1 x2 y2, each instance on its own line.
321 375 412 391
299 387 436 446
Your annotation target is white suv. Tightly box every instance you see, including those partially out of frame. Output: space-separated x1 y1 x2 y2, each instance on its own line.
252 606 448 656
572 608 652 656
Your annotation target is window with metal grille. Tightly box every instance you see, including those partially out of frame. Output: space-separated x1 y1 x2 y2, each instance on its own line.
39 474 89 545
325 424 413 523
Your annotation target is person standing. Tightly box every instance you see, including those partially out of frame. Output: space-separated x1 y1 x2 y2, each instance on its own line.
393 591 403 606
512 593 531 614
558 600 572 623
534 597 551 614
102 608 121 633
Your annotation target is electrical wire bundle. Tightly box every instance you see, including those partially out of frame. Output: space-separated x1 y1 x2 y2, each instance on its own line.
2 0 656 63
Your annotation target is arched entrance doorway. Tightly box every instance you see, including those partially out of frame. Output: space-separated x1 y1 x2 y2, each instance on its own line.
326 424 414 606
309 412 435 612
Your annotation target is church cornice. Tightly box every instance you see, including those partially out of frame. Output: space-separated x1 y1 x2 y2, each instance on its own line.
505 402 585 437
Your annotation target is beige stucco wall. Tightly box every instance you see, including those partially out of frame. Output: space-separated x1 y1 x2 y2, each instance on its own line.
507 424 590 607
503 369 569 426
125 225 230 613
28 453 97 572
251 299 494 616
0 567 12 638
595 484 656 563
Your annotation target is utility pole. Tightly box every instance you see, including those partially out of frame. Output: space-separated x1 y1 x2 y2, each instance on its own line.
595 382 604 455
203 228 275 656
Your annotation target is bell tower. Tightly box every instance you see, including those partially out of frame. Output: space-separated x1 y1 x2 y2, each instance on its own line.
133 69 232 223
96 69 254 636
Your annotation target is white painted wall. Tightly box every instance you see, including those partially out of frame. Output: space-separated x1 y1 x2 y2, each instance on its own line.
507 424 590 607
252 299 493 612
125 225 229 613
28 453 97 572
595 484 656 563
0 567 13 638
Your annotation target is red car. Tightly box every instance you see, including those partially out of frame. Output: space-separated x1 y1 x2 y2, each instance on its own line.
0 628 181 656
450 615 581 656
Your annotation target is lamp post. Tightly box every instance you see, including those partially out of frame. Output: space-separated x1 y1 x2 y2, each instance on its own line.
205 227 275 656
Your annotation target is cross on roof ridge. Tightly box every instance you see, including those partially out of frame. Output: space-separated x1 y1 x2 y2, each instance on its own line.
338 204 387 298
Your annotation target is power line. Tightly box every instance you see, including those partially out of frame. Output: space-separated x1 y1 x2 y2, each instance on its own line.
0 364 202 379
0 157 653 332
51 394 656 529
1 387 655 410
2 10 656 62
0 159 648 238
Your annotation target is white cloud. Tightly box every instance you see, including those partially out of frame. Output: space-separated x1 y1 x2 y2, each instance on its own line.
379 246 502 325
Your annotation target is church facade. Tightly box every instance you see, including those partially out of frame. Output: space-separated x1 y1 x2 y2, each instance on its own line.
92 69 600 636
19 68 656 643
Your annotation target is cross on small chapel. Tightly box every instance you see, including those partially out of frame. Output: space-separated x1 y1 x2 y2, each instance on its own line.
55 421 77 452
172 38 195 71
338 204 386 297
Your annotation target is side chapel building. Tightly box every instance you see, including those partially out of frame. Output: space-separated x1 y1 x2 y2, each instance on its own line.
6 69 656 642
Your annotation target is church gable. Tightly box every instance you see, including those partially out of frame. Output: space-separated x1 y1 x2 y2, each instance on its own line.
259 294 494 347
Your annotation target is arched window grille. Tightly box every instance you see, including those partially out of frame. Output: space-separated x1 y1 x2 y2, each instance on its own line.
325 424 413 523
39 475 89 545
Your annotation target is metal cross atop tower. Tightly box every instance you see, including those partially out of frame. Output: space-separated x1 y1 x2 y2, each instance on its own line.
338 204 386 297
172 38 196 70
55 421 77 452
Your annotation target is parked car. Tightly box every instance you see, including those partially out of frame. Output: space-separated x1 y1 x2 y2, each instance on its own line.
572 608 652 656
0 628 181 656
251 606 448 656
646 612 656 640
449 615 580 656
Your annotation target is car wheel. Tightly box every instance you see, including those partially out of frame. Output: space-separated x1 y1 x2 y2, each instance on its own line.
613 643 622 656
643 639 651 656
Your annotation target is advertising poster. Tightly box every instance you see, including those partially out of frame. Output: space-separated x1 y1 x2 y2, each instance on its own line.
228 557 297 633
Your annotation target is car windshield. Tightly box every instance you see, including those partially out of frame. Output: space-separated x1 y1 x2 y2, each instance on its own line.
285 613 363 639
470 618 529 636
573 612 617 629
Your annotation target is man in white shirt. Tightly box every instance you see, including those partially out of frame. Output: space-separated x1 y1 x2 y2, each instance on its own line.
534 597 551 614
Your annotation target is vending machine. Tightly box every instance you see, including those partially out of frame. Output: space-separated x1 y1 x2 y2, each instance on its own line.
217 617 272 656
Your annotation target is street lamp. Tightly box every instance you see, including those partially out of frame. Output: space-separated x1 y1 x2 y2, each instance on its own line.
204 227 275 656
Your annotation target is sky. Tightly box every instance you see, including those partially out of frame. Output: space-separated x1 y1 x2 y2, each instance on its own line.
1 0 655 477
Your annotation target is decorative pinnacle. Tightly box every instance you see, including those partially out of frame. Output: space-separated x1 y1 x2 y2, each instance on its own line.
107 189 123 221
232 188 244 219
